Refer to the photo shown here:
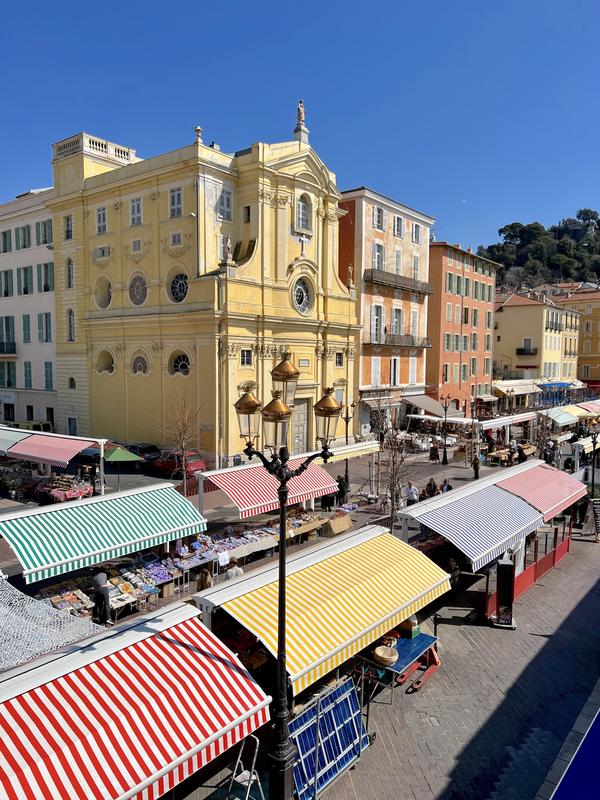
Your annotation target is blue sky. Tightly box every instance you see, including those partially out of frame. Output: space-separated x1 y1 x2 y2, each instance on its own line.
1 0 598 247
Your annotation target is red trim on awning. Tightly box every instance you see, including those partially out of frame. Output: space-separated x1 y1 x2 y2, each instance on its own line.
497 464 587 522
203 457 339 518
0 616 269 800
6 434 95 467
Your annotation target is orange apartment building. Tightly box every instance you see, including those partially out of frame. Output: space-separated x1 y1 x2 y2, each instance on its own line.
426 243 498 416
339 187 435 435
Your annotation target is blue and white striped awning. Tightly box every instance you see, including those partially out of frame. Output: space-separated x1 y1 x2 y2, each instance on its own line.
0 484 207 583
412 485 543 571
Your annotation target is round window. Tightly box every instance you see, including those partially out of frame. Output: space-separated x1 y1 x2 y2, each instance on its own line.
132 355 148 374
170 352 190 376
293 278 311 314
169 273 188 303
95 276 112 309
129 275 148 306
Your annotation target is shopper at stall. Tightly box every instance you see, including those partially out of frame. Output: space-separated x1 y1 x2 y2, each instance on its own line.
402 480 419 506
198 568 213 590
472 454 480 480
441 478 453 492
425 478 439 497
91 566 112 626
447 557 461 590
226 558 244 580
517 444 528 464
336 475 349 506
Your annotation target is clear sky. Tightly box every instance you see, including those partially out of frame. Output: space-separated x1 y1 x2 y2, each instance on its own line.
1 0 598 248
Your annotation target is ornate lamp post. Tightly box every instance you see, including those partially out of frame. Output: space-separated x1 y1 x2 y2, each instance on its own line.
342 401 356 486
441 394 451 466
591 429 598 499
233 354 342 800
506 388 515 414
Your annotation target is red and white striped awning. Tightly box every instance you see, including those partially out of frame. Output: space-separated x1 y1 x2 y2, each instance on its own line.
0 604 270 800
202 457 339 518
497 463 587 522
6 434 95 468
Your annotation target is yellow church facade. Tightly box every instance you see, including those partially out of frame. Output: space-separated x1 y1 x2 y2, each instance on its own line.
47 115 359 466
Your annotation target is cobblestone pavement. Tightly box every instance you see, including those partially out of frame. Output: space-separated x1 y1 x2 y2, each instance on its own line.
326 536 600 800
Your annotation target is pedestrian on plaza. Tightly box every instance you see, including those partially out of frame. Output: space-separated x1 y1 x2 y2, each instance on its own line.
447 557 461 590
429 443 440 462
472 454 480 480
517 445 527 464
226 558 244 580
336 475 349 506
198 568 213 590
425 478 439 497
441 478 453 492
91 566 112 626
419 488 428 502
402 480 419 506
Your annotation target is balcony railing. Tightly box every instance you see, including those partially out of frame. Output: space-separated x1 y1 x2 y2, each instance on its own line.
0 342 16 355
545 323 564 331
516 347 538 355
364 332 431 348
363 268 433 295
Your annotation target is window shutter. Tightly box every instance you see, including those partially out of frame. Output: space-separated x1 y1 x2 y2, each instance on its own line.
372 207 377 228
46 313 52 342
7 271 12 296
370 306 378 342
47 219 53 243
381 246 386 270
37 313 44 342
15 228 20 251
17 269 22 295
372 243 377 269
24 226 30 248
35 222 41 246
382 210 388 231
48 262 54 291
37 264 42 292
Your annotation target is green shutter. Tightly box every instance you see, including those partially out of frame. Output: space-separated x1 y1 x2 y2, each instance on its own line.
16 269 22 296
24 225 30 248
15 228 20 250
48 262 54 291
37 313 43 342
23 314 30 344
6 271 12 296
37 264 42 292
35 222 41 246
27 266 33 294
47 219 53 244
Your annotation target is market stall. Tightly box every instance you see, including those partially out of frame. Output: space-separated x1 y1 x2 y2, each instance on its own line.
194 524 450 695
0 602 271 800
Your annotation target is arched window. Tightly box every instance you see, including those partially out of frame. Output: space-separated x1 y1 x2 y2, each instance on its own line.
68 377 76 389
132 355 148 375
67 309 75 342
296 194 312 232
66 258 74 289
96 351 114 374
169 351 190 376
169 272 188 303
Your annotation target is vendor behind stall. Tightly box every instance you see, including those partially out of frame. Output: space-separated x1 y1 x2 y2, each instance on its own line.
91 567 112 626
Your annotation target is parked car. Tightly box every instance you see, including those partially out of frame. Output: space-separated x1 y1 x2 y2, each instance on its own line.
114 442 162 468
154 449 207 478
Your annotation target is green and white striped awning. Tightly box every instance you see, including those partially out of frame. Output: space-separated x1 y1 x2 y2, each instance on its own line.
0 484 207 584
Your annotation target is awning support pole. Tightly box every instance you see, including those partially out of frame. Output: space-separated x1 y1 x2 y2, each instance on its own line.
99 441 105 496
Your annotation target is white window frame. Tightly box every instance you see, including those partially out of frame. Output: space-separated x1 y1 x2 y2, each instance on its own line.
240 348 252 367
412 254 419 281
169 187 182 218
130 197 142 226
218 188 233 222
372 356 381 387
390 357 400 386
412 222 421 244
372 243 386 270
372 206 385 231
446 303 452 322
392 307 403 336
394 249 402 275
96 206 107 234
408 356 417 385
393 215 404 237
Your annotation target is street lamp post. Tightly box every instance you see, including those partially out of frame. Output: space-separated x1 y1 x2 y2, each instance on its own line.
441 394 451 466
591 430 598 499
233 353 342 800
506 388 515 414
342 401 356 487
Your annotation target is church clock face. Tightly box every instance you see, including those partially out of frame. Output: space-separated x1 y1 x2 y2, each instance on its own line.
293 278 311 314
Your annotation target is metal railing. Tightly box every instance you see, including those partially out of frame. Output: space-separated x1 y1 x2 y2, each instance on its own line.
516 347 538 355
364 333 431 348
0 342 16 355
363 268 433 295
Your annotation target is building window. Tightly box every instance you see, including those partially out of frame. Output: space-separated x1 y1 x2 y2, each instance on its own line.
371 304 383 343
26 405 34 421
131 239 142 253
453 363 459 382
463 334 469 352
445 303 452 322
67 309 75 342
412 255 419 280
66 259 74 289
392 308 403 336
22 314 31 343
3 402 15 421
129 274 148 306
583 365 591 378
0 362 15 388
240 349 253 367
37 262 54 292
36 219 53 245
470 357 477 376
412 223 421 244
169 352 190 376
583 340 591 354
455 305 461 323
1 230 12 253
394 249 402 274
169 273 188 303
15 224 31 250
472 308 479 327
408 356 417 385
486 310 492 328
24 361 32 389
485 334 492 351
217 188 233 222
372 357 381 386
584 321 592 334
1 270 13 297
97 351 114 374
390 357 400 386
442 363 449 383
461 363 468 382
456 275 463 296
64 215 73 240
37 312 52 343
132 355 149 375
68 377 76 389
335 352 344 367
372 206 385 230
296 194 311 231
96 207 107 234
444 333 451 352
372 243 386 270
472 332 478 351
130 197 142 226
44 361 53 391
169 187 182 218
484 357 491 375
243 205 251 224
170 231 182 246
393 215 404 237
463 307 469 324
67 417 77 435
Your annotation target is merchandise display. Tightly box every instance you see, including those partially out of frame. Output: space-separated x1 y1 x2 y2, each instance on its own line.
37 476 94 503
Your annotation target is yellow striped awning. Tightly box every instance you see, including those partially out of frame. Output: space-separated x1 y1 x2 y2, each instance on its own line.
222 532 450 694
564 405 595 419
294 440 381 465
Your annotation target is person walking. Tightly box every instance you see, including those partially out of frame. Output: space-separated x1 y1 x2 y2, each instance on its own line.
425 478 439 497
336 475 349 506
402 480 419 506
91 566 112 626
226 558 244 580
472 454 480 480
198 568 213 590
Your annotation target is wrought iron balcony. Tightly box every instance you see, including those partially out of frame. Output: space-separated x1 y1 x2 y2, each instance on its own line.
363 268 433 295
0 342 16 355
516 347 538 355
364 332 431 348
545 323 564 331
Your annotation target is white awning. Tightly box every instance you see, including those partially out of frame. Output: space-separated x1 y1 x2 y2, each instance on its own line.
407 414 478 426
493 381 542 397
480 411 537 431
404 395 445 416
